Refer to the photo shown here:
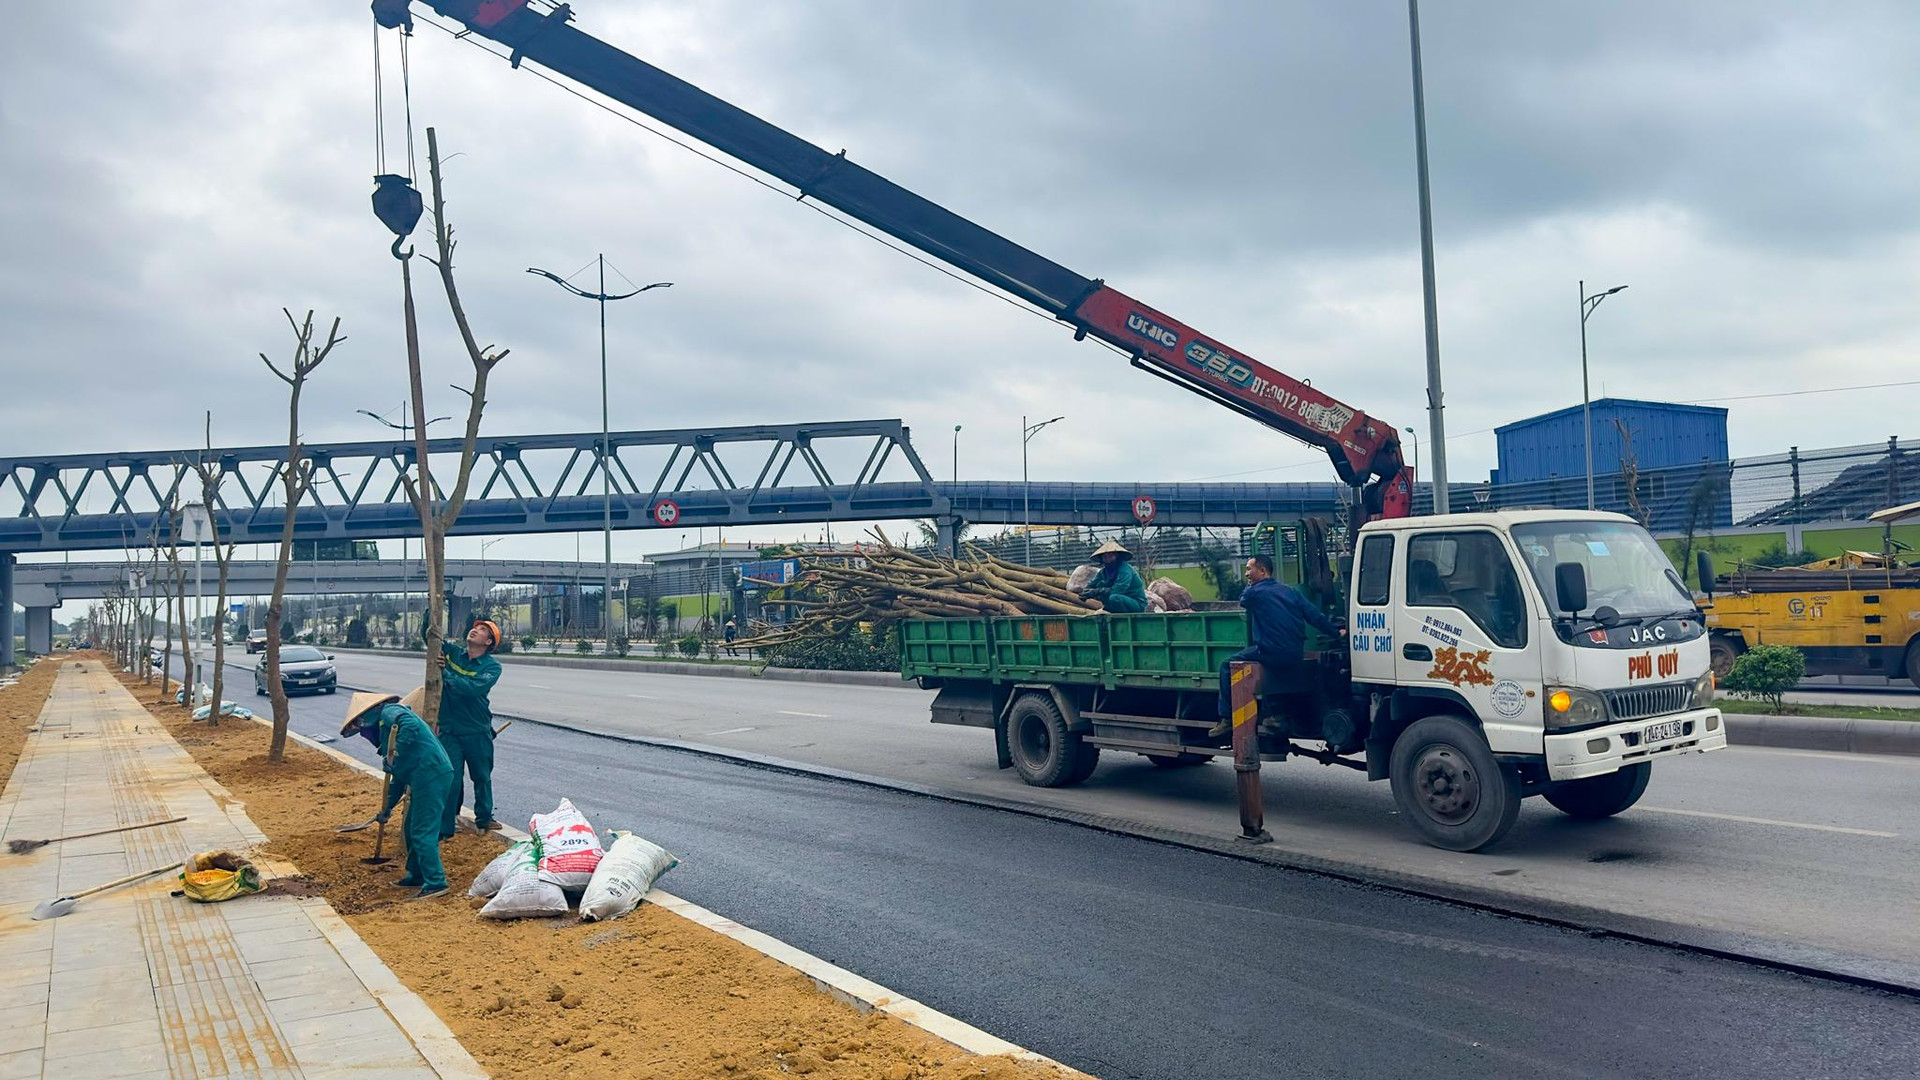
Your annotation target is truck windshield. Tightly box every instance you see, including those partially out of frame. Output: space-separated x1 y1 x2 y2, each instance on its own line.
1511 521 1691 619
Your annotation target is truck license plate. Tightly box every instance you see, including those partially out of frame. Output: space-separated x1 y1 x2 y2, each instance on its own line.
1643 719 1684 743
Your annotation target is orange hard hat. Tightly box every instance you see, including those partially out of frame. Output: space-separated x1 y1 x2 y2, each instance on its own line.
473 619 501 647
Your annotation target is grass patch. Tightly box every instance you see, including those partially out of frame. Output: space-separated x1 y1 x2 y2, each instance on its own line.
1716 698 1920 722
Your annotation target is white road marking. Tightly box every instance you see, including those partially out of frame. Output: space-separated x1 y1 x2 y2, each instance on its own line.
627 694 656 700
778 710 830 718
525 683 551 689
705 726 756 736
1637 805 1896 838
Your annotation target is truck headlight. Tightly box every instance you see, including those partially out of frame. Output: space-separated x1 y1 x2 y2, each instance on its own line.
1545 686 1607 730
1693 669 1715 707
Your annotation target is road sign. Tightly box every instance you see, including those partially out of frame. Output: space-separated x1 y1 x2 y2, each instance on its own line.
651 499 681 527
180 503 214 544
1131 495 1157 525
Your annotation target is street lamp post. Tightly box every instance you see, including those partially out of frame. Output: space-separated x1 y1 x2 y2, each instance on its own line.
360 407 449 642
1408 0 1450 514
1403 426 1420 511
528 258 670 648
953 424 962 484
1021 415 1065 565
1579 281 1629 511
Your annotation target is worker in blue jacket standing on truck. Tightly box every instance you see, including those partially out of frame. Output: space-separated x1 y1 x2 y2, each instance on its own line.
436 619 504 837
1210 554 1341 737
1080 540 1149 613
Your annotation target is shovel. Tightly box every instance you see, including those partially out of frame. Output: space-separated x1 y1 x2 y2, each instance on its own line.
33 860 182 920
8 815 186 856
357 723 398 866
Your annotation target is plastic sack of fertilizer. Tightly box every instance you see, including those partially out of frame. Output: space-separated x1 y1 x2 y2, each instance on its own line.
468 840 533 899
531 799 605 890
478 843 567 920
579 831 679 922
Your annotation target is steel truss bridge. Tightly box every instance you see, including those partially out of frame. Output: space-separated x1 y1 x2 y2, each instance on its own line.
0 418 1350 663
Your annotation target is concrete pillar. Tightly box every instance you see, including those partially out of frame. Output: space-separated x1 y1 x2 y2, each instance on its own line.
447 594 475 640
25 606 53 656
935 515 963 558
0 553 14 668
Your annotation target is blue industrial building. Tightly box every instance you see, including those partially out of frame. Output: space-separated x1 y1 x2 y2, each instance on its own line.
1490 398 1732 530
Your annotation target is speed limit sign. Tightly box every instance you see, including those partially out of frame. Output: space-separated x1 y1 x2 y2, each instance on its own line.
651 499 681 527
1131 495 1157 525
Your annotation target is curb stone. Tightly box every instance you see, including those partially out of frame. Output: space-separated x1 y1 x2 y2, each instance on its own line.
1722 713 1920 757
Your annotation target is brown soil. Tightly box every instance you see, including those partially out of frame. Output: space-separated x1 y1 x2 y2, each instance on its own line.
114 670 1076 1080
0 653 66 780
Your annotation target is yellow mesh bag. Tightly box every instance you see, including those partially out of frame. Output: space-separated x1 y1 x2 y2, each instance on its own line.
179 850 264 903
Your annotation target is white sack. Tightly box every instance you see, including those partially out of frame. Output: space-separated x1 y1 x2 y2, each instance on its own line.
579 831 680 922
468 840 532 899
478 845 568 919
530 798 605 890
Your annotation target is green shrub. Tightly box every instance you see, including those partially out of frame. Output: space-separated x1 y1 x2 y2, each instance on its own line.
520 634 538 652
677 634 703 658
575 639 594 655
1721 643 1805 713
761 627 900 672
611 635 631 658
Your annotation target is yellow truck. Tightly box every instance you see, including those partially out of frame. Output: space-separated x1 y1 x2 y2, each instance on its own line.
1702 507 1920 684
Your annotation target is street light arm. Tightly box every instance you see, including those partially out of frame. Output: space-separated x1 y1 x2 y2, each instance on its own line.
529 268 673 303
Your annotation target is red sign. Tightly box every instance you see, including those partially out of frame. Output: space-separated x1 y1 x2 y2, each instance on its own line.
651 499 681 527
1131 495 1157 525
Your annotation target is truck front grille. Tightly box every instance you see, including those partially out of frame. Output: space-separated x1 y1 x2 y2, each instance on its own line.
1604 682 1692 722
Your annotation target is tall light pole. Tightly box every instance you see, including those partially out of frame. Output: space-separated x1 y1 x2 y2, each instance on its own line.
1403 426 1420 511
952 424 962 484
1021 415 1064 565
529 258 670 646
1408 0 1450 514
361 407 448 641
1579 281 1629 510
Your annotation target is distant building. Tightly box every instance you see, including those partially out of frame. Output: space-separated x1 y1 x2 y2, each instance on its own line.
1492 398 1732 529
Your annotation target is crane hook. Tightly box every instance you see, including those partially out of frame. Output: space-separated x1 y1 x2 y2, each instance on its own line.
371 173 423 262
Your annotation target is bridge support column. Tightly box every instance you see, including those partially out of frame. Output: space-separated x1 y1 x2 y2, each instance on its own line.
935 515 964 558
25 606 53 656
0 553 13 668
447 594 476 640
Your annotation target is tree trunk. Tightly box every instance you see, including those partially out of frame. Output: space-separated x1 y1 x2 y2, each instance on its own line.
173 557 194 708
400 255 446 727
208 547 233 726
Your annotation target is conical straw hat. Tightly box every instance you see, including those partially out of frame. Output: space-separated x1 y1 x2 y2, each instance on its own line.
341 692 399 736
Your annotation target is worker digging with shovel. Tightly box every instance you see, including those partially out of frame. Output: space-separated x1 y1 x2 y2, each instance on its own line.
341 689 453 900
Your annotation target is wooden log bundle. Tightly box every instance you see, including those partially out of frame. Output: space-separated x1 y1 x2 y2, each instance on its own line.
735 531 1100 649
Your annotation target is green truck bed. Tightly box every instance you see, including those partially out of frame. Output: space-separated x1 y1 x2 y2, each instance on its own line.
900 611 1250 691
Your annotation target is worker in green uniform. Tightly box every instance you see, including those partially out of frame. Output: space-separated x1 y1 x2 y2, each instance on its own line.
1080 540 1149 613
437 619 504 837
342 691 452 899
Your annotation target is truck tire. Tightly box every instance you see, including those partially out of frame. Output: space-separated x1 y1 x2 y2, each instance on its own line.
1007 693 1084 787
1389 715 1522 852
1543 762 1651 819
1708 636 1742 681
1146 753 1210 768
1906 640 1920 686
1066 742 1102 784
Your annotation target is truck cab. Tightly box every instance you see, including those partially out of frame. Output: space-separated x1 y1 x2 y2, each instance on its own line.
1348 510 1725 847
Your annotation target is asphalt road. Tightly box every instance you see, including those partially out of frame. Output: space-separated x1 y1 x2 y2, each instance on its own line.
183 649 1920 988
175 657 1920 1080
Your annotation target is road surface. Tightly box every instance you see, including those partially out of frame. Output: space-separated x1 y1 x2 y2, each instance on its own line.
183 648 1920 990
169 656 1920 1080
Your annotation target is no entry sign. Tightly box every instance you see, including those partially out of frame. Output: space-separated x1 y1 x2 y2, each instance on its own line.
651 499 681 527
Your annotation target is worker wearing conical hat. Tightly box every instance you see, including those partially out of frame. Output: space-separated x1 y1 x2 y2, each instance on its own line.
342 691 453 899
1078 540 1149 613
436 620 504 837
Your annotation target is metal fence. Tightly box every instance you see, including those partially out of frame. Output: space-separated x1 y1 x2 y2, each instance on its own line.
1413 436 1917 532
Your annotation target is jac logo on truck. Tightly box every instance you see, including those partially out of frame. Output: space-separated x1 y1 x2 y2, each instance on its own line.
1628 650 1680 681
1126 312 1180 350
1626 624 1667 644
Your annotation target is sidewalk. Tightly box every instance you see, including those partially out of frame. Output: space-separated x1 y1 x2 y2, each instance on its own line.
0 660 483 1079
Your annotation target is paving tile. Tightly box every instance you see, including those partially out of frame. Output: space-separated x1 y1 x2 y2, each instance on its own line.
0 1002 46 1034
0 984 47 1012
261 981 379 1021
245 950 357 987
39 1038 170 1078
231 932 339 966
274 1003 387 1047
43 1017 166 1060
46 986 157 1035
293 1026 428 1071
49 959 149 997
0 1048 41 1080
0 1026 43 1058
229 921 324 951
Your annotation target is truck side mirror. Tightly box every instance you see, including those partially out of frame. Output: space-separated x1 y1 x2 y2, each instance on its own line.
1696 551 1715 598
1554 562 1588 614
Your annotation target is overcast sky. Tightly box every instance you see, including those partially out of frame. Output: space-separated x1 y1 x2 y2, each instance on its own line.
2 1 1915 566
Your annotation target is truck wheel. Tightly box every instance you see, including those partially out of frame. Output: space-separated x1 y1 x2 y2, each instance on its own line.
1007 693 1082 787
1389 715 1522 852
1906 640 1920 686
1708 637 1742 681
1544 763 1651 819
1147 753 1210 768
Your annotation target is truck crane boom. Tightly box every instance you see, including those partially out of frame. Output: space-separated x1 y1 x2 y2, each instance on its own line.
398 0 1410 516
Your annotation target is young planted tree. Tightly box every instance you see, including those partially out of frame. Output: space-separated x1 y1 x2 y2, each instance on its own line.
398 127 509 726
191 416 240 725
154 502 177 697
168 533 193 706
260 310 344 761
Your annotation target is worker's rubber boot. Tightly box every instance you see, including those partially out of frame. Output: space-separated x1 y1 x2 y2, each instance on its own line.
1206 718 1231 739
411 884 449 901
395 875 423 888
